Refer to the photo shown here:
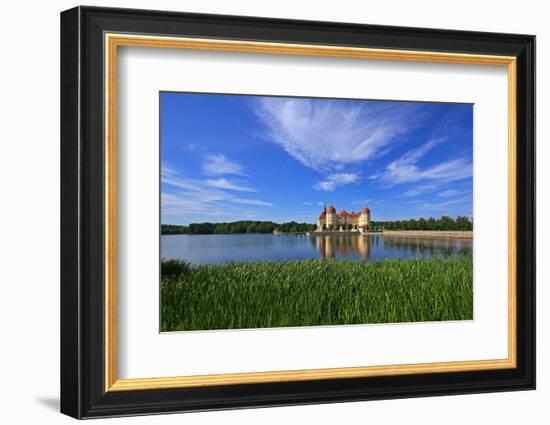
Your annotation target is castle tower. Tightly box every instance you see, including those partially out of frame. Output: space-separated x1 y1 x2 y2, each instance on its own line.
317 207 327 231
326 202 337 228
359 204 371 229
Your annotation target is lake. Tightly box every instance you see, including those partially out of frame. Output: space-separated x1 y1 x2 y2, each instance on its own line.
161 233 472 264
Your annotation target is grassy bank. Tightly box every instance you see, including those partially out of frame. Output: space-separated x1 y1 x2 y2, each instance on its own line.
161 257 473 331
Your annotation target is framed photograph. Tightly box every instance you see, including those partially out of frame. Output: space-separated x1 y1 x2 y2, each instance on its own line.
60 6 535 419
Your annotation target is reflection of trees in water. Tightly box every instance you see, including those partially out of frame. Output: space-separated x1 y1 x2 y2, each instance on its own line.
311 235 472 261
314 235 371 260
381 237 472 258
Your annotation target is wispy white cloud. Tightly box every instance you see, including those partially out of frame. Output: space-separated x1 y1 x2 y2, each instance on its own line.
162 162 183 178
162 161 272 218
352 198 386 206
162 192 226 217
403 183 439 197
184 143 198 152
380 138 472 185
165 158 256 193
417 197 470 211
201 153 245 176
438 189 470 198
314 172 359 192
254 97 421 172
231 198 273 207
204 178 257 192
403 183 472 199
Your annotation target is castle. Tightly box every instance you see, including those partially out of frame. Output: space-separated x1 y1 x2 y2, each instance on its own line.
316 202 371 232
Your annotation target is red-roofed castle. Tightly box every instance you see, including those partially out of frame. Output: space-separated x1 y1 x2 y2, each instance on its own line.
316 202 370 232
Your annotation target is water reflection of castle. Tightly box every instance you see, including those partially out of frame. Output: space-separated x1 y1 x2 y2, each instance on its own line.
313 234 472 261
315 235 371 260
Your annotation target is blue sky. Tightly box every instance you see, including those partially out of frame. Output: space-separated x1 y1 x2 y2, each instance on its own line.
161 92 473 225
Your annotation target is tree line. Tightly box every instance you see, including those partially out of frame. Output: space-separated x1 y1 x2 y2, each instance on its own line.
371 215 473 231
162 215 472 235
161 220 317 235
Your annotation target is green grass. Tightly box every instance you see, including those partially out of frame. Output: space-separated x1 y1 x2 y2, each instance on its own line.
161 257 473 331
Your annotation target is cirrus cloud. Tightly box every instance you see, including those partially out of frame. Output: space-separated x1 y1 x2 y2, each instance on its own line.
201 153 246 176
381 138 472 185
204 178 257 192
162 161 272 220
314 172 359 192
254 97 422 172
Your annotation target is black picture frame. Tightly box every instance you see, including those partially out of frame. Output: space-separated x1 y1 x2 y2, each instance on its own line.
61 5 535 419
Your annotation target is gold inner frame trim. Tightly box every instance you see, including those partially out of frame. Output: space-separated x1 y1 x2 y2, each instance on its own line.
104 33 518 392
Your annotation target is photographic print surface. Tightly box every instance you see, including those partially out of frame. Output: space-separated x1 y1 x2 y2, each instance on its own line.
160 92 473 332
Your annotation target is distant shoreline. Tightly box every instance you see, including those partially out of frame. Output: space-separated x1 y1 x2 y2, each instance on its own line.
161 216 473 235
382 230 473 239
163 230 474 239
309 230 381 236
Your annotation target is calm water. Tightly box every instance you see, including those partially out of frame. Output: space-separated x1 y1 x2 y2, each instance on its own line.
161 234 472 265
